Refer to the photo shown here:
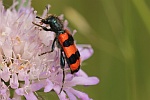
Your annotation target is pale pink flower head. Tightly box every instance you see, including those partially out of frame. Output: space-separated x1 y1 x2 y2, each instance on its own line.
0 0 99 100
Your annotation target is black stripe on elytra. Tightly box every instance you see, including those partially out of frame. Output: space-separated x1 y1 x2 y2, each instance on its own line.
63 34 74 47
68 50 80 64
75 50 80 58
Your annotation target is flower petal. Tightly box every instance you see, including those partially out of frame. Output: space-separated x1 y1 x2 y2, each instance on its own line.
77 44 93 61
1 66 10 82
11 90 21 100
69 88 91 100
65 89 77 100
15 88 25 96
53 85 68 100
10 73 19 89
24 92 38 100
75 69 88 78
66 76 99 87
44 79 54 92
18 69 27 81
31 80 45 91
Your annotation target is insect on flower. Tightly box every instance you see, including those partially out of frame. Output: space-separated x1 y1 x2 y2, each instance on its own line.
32 7 81 93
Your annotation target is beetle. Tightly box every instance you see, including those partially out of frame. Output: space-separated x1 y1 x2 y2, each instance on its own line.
32 14 80 93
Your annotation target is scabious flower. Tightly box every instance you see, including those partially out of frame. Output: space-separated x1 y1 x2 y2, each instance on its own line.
0 0 99 100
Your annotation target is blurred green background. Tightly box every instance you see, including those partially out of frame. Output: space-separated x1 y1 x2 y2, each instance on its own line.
3 0 150 100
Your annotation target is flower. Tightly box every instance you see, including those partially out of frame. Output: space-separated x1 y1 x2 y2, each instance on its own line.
0 0 99 100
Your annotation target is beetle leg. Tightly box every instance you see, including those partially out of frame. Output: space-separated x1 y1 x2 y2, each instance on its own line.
50 37 57 52
38 37 57 56
59 49 65 94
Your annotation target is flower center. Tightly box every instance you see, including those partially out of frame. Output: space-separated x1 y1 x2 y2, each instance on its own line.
1 54 30 72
